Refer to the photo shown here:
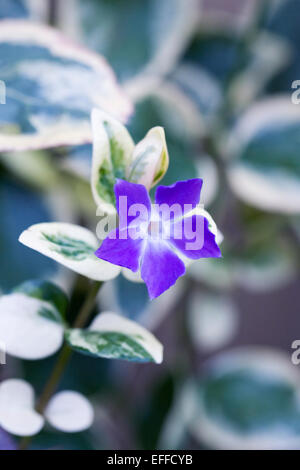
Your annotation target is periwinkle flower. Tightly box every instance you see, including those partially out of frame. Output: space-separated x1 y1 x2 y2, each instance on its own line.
95 179 221 299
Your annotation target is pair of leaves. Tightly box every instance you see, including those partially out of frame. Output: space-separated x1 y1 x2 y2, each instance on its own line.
91 108 169 214
0 279 163 363
0 379 93 436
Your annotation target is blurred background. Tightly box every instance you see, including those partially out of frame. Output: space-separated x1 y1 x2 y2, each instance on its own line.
1 0 300 450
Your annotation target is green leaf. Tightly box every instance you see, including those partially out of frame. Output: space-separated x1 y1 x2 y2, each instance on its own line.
227 96 300 213
170 63 222 126
91 109 134 213
184 33 241 85
91 109 169 213
66 330 153 362
0 290 65 359
190 348 300 449
0 21 132 152
13 279 68 323
41 232 95 261
19 222 121 281
73 0 197 82
66 312 163 364
128 126 169 189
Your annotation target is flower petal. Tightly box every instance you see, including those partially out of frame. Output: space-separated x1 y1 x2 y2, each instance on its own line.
141 240 185 299
115 179 151 226
95 228 145 272
155 179 203 218
170 215 222 260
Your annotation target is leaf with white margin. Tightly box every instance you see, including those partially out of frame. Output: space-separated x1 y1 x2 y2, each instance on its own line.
0 292 64 360
19 222 121 281
226 96 300 214
13 279 68 323
0 379 44 436
65 312 163 364
127 126 169 189
0 20 132 152
228 32 290 112
170 63 222 127
71 0 198 83
188 293 238 352
189 348 300 450
45 391 94 433
91 108 134 213
91 109 169 213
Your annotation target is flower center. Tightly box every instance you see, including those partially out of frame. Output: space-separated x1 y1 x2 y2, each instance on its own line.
147 220 162 238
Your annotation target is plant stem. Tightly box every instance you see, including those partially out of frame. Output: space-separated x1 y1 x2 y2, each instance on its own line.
19 280 102 450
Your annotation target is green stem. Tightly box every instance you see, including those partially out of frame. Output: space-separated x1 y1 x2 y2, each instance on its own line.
19 280 103 450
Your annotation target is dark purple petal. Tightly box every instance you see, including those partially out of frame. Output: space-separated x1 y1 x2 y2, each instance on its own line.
95 228 145 272
141 240 185 299
170 215 221 259
155 179 203 219
115 179 151 227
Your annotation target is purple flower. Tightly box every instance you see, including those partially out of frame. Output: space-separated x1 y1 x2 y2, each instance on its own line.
95 179 221 299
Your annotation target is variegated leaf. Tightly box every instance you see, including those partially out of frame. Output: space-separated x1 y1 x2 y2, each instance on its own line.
127 126 169 189
190 348 300 450
66 312 163 364
91 109 169 213
0 280 67 360
13 279 68 322
19 222 121 281
91 108 134 213
0 379 44 437
61 0 197 83
226 96 300 214
0 21 132 152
